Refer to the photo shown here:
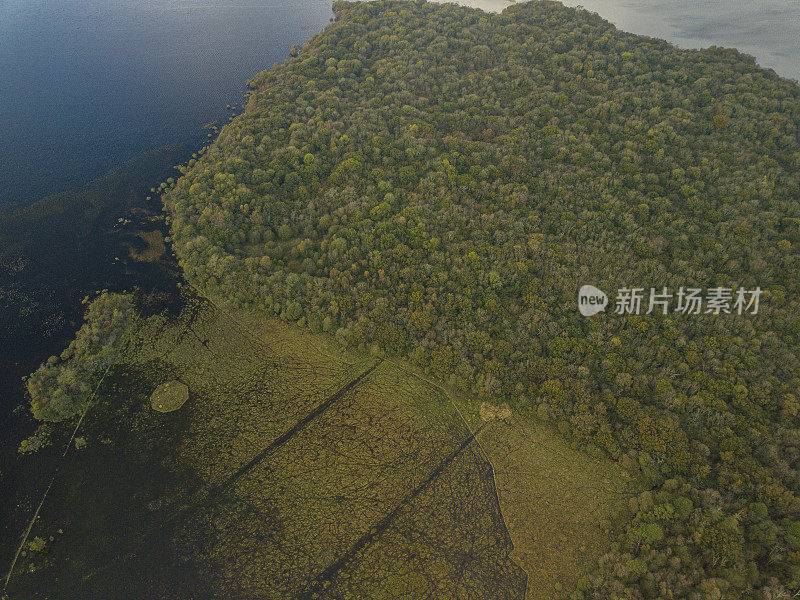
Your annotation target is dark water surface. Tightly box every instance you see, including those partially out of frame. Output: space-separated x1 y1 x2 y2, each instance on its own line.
0 0 333 420
0 0 333 208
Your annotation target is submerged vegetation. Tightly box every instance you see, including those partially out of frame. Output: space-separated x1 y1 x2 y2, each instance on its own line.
159 0 800 596
26 292 138 422
0 143 188 432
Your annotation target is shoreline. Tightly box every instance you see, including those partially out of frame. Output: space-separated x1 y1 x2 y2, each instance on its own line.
0 141 202 428
0 142 196 574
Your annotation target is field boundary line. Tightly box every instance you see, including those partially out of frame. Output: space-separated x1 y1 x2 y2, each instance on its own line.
384 359 530 597
297 421 490 600
74 357 382 590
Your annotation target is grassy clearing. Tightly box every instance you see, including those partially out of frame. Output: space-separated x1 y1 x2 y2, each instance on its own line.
123 296 370 485
8 296 525 599
476 414 634 599
169 359 525 599
8 294 631 600
372 360 635 599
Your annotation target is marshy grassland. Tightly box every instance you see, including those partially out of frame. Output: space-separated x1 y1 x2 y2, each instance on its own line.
8 294 629 599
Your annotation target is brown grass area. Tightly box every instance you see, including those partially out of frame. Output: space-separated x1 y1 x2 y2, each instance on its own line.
477 414 633 600
367 361 633 599
10 296 627 600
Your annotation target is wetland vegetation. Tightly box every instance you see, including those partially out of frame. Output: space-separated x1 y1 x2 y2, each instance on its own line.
8 292 625 598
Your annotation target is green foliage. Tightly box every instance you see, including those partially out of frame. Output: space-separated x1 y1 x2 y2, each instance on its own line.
672 495 694 521
17 424 52 454
26 292 138 421
26 537 46 553
162 0 800 596
630 521 665 547
698 515 745 568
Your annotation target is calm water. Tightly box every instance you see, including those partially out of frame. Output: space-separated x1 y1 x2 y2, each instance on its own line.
0 0 333 207
457 0 800 83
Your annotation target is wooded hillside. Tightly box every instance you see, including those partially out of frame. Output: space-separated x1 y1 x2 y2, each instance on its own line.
163 1 800 596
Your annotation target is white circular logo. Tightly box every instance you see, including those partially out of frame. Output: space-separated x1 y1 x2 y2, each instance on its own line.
578 285 608 316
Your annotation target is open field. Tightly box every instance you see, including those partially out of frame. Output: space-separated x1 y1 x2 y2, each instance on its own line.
385 365 635 599
477 415 634 599
6 295 630 599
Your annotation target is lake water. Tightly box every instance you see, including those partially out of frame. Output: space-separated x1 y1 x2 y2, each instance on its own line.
0 0 333 207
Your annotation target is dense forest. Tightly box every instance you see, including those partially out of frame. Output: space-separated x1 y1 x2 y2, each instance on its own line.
161 1 800 597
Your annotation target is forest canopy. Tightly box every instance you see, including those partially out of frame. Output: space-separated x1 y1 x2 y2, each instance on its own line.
163 1 800 597
27 292 138 422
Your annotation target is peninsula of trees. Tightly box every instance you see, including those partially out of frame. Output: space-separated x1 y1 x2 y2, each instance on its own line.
162 1 800 597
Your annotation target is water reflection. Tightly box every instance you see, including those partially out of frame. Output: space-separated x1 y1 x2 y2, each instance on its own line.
0 0 333 207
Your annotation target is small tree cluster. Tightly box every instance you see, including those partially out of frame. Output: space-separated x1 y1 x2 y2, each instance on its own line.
27 292 138 422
